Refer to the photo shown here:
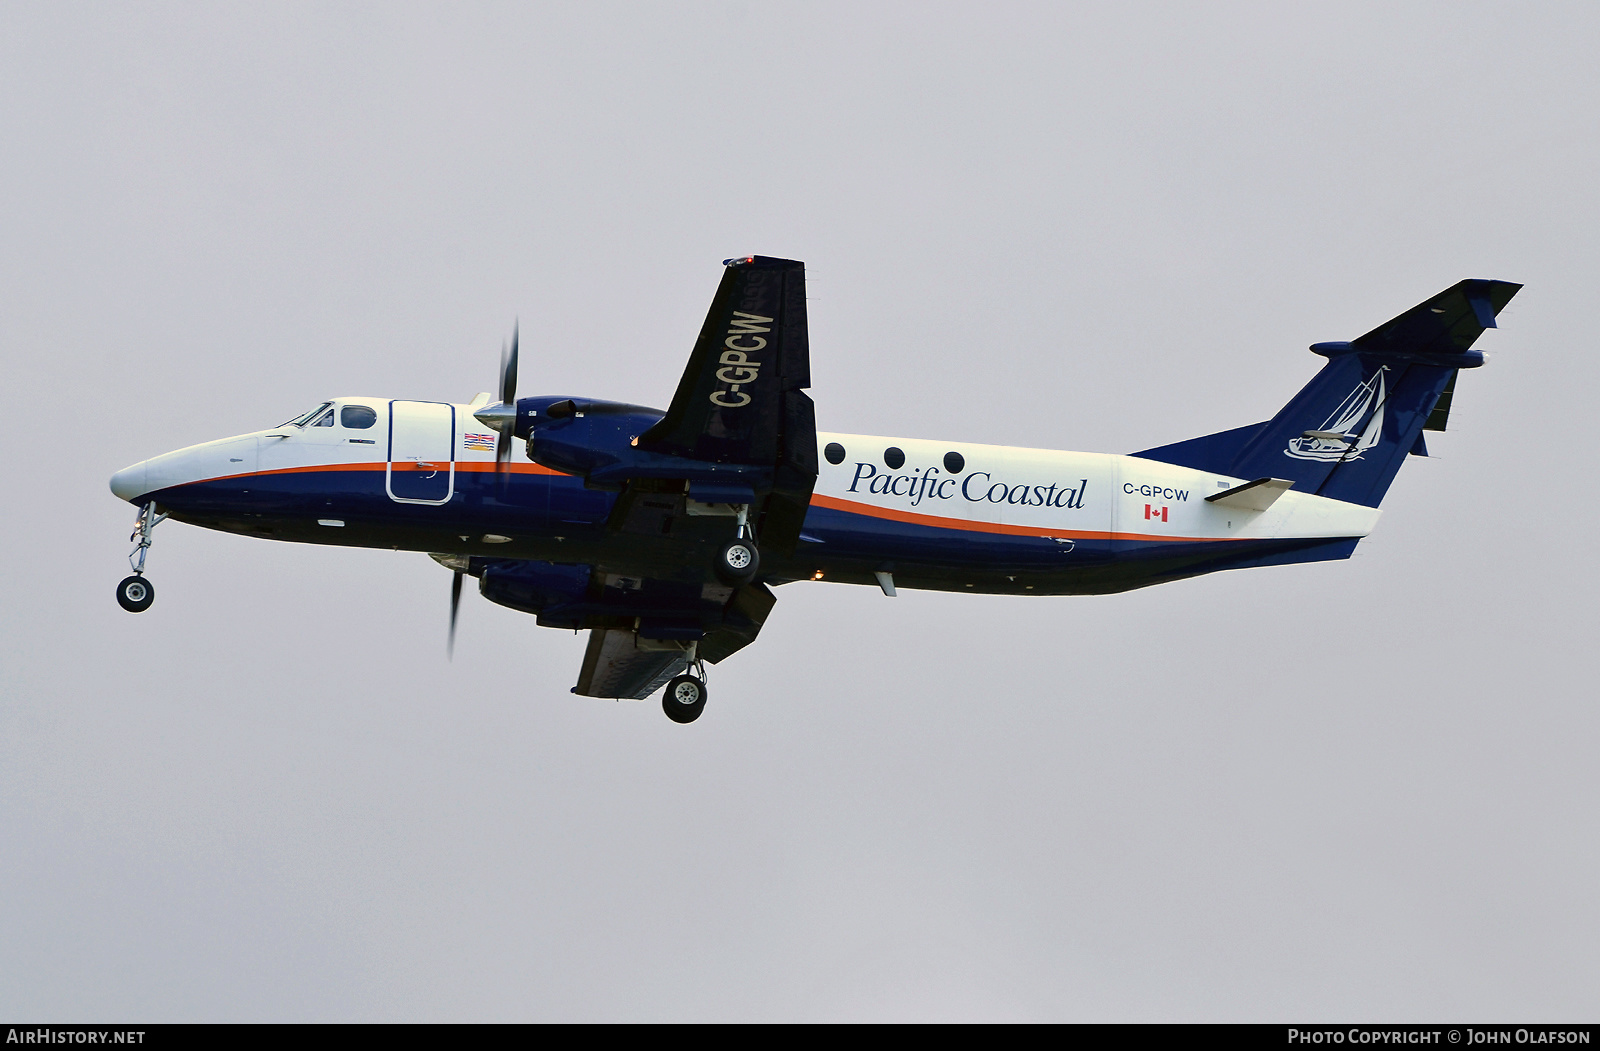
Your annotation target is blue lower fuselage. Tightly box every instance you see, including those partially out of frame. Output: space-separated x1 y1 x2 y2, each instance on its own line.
141 460 1357 597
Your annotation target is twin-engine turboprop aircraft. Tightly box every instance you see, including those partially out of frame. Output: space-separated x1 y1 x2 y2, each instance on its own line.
109 257 1519 723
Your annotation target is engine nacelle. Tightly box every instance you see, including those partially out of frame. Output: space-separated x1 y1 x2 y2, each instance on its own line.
519 394 773 493
517 396 661 478
477 560 592 616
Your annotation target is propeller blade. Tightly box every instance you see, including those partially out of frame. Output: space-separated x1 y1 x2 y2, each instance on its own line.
496 426 514 468
495 323 519 473
448 569 463 658
502 322 518 406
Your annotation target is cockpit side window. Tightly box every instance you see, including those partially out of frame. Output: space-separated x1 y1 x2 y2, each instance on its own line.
340 405 378 429
310 407 335 427
280 402 333 428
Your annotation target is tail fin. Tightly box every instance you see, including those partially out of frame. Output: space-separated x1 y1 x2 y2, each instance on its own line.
1134 279 1520 507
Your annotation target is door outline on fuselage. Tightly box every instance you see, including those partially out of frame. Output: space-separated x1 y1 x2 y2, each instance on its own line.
386 400 456 506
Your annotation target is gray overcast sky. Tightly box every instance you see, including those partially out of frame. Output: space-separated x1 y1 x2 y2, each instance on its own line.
3 1 1597 1022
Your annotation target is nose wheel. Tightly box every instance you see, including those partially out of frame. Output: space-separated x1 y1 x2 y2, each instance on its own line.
116 575 155 613
117 502 167 613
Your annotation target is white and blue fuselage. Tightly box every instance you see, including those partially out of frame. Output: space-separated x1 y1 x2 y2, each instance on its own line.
110 396 1378 597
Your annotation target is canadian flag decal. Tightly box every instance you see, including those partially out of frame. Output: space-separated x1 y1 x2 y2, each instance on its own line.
1144 504 1168 522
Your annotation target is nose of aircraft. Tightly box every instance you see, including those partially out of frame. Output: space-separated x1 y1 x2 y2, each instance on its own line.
109 461 150 503
109 434 261 505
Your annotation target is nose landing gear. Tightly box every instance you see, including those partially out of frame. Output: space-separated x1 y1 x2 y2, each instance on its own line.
116 575 154 613
117 502 167 613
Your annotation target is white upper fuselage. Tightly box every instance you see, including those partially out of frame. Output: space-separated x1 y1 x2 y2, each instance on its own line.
812 431 1380 546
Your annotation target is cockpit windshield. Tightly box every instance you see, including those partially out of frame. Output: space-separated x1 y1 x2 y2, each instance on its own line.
279 402 333 428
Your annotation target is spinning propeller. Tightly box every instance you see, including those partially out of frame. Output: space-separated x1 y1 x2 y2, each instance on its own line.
449 567 463 658
495 324 519 470
451 324 522 657
471 322 520 473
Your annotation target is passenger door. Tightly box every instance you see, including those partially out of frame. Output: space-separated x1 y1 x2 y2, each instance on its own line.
387 400 455 504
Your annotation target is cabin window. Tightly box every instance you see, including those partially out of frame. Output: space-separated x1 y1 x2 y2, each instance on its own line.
340 405 378 429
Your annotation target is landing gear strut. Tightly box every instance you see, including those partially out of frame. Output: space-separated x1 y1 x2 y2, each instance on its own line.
662 643 709 724
117 502 166 614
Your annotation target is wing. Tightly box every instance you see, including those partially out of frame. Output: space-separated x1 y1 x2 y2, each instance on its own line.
639 255 811 463
633 255 817 554
496 258 813 698
571 580 777 699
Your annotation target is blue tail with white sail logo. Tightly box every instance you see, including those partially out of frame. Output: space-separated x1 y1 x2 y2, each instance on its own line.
1133 279 1521 507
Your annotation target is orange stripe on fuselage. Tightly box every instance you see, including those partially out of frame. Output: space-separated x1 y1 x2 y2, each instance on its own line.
249 460 567 476
450 461 567 475
807 493 1227 543
173 463 1222 544
182 459 571 487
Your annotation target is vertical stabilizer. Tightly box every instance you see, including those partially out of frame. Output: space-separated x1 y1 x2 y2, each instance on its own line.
1134 279 1520 507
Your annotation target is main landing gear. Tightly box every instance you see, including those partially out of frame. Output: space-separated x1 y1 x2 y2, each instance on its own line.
116 502 166 614
715 538 759 584
712 504 760 586
670 507 754 721
662 643 709 724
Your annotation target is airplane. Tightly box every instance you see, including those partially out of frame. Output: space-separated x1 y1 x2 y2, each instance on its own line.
108 257 1520 723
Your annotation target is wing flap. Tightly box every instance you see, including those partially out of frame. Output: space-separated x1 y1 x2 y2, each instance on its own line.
574 628 687 699
699 581 776 664
567 581 778 698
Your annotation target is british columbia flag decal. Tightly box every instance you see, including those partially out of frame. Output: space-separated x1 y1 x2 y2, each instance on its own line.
463 432 497 451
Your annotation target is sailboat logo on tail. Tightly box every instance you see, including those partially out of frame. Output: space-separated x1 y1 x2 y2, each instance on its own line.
1284 368 1388 462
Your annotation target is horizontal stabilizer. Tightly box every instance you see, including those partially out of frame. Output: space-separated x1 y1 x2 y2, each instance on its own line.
1352 279 1520 358
1206 477 1294 511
